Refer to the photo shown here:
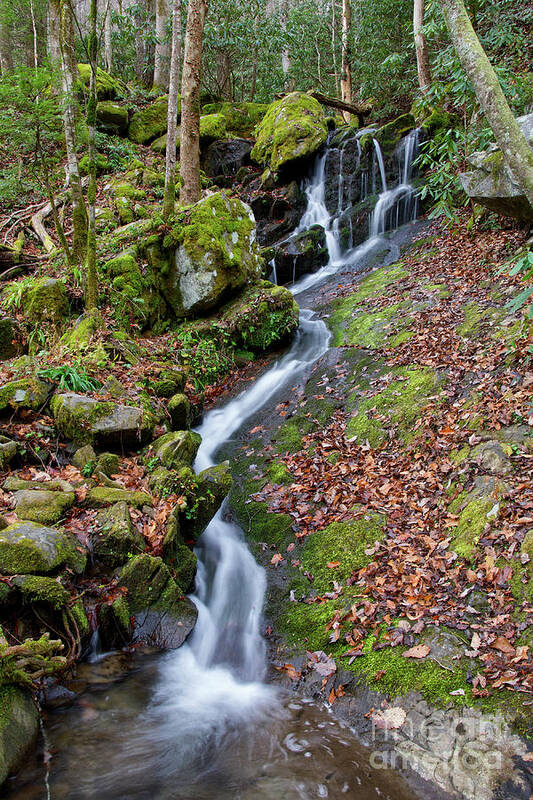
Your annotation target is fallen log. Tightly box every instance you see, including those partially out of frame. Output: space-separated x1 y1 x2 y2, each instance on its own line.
307 91 372 125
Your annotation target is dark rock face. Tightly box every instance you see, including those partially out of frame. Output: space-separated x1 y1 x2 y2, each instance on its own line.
202 138 253 178
270 225 328 284
248 181 307 247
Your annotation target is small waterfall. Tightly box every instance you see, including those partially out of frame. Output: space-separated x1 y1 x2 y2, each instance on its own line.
373 138 388 192
370 129 419 238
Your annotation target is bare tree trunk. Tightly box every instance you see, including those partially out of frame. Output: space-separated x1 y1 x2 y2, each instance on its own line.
179 0 207 207
439 0 533 209
47 0 62 64
163 0 181 219
331 0 339 97
103 0 113 72
340 0 351 121
0 15 12 75
153 0 170 89
249 15 258 101
86 0 98 309
280 0 291 89
216 50 232 100
413 0 431 93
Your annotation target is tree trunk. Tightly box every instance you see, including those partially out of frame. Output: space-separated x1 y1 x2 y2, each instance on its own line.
216 50 232 100
331 0 339 97
439 0 533 209
413 0 431 93
0 16 12 75
103 0 113 72
163 0 181 219
340 0 351 121
47 0 61 64
153 0 170 89
86 0 98 309
179 0 207 207
280 0 291 89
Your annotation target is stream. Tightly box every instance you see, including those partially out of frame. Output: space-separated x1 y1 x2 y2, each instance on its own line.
5 132 426 800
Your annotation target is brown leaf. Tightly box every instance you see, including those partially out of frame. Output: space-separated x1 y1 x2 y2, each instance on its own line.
402 644 430 659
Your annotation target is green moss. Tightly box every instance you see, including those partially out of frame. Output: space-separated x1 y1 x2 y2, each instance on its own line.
419 108 458 136
330 300 401 348
14 489 75 525
87 487 153 509
251 92 328 174
128 95 177 145
388 330 416 347
275 421 304 454
60 310 102 351
23 278 68 324
79 153 111 175
13 575 70 609
77 63 123 100
50 395 115 444
219 281 299 352
449 497 496 560
266 461 292 485
0 522 86 575
370 113 415 155
201 101 268 137
199 113 226 142
450 445 471 465
111 182 146 201
0 378 50 414
346 411 385 447
350 264 407 303
69 597 89 635
119 553 183 610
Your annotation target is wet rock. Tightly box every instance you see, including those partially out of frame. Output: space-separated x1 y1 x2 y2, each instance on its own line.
93 502 145 566
87 487 153 509
146 430 201 470
0 317 26 360
167 393 191 430
0 685 39 785
202 138 253 177
12 574 70 609
40 682 77 710
218 281 299 352
99 595 133 648
271 225 328 284
472 440 512 475
179 461 233 541
0 521 86 575
0 378 50 415
50 392 155 449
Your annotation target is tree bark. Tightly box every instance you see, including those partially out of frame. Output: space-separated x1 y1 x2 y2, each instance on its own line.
216 49 232 100
0 16 12 75
439 0 533 209
163 0 181 219
86 0 98 309
413 0 431 93
103 0 113 72
179 0 207 207
340 0 351 122
47 0 62 64
153 0 170 89
280 0 291 90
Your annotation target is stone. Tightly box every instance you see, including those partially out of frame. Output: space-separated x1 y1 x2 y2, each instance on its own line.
96 452 120 476
152 368 186 397
459 113 533 220
98 595 133 648
77 63 123 100
101 375 126 398
251 92 328 177
0 436 17 469
3 477 73 492
202 138 253 177
218 281 299 352
13 488 75 525
200 101 268 137
167 393 190 430
472 441 512 475
0 521 86 575
199 112 226 143
180 461 233 540
0 685 39 785
271 224 329 284
100 251 163 329
87 487 153 509
128 95 179 145
23 277 69 324
0 378 50 415
72 444 97 470
96 101 129 136
147 430 201 470
50 392 155 449
12 574 70 609
0 317 25 360
93 502 145 565
420 626 468 670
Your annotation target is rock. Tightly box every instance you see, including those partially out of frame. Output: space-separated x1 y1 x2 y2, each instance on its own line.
40 682 77 710
152 367 186 397
202 138 253 177
100 251 164 329
271 224 328 284
119 554 197 648
79 153 111 175
12 574 70 609
0 436 17 469
93 502 145 565
420 626 468 670
98 595 133 648
3 477 73 492
101 375 126 398
472 441 512 475
219 280 299 352
0 685 39 785
72 444 97 470
167 393 190 430
60 311 102 351
250 182 307 246
50 392 155 449
77 63 123 100
13 488 75 525
251 92 328 177
180 461 233 540
161 192 262 316
199 112 226 143
148 466 178 495
0 317 25 360
87 487 153 509
369 113 416 154
0 521 86 575
96 452 120 476
147 430 201 470
128 95 179 145
96 101 129 135
459 113 533 220
0 516 7 532
23 277 69 324
0 378 50 415
200 101 268 137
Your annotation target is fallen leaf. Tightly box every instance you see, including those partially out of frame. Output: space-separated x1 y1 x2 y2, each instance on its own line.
402 644 430 659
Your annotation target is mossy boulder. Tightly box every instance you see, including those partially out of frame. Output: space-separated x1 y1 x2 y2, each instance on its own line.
13 487 75 525
0 521 86 575
180 461 233 541
128 95 180 145
0 318 25 360
161 192 262 316
96 452 120 477
93 502 145 565
101 251 163 328
96 101 129 135
12 574 70 609
87 487 153 509
199 113 226 143
270 224 328 284
72 444 96 470
50 392 155 449
151 367 186 397
60 311 103 351
79 153 111 176
146 430 201 470
98 594 133 648
0 378 50 415
0 685 39 785
167 393 190 430
23 278 68 324
201 101 268 137
219 280 299 352
369 113 416 155
0 437 17 469
251 92 328 176
77 63 123 100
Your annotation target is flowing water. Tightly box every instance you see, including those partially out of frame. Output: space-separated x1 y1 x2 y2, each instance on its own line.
6 133 422 800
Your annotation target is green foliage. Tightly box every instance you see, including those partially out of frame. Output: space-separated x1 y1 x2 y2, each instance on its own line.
94 132 137 171
37 362 102 393
499 249 533 319
172 327 235 391
0 277 37 313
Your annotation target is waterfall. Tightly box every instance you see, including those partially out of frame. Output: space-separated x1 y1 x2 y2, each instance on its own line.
370 129 419 238
373 138 388 192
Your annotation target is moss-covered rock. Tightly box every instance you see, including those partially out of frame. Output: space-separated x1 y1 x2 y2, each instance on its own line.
13 488 75 525
167 393 190 430
151 367 186 397
251 92 328 176
79 153 111 176
96 452 120 477
72 444 96 470
0 685 39 785
0 378 50 415
180 461 233 541
23 277 68 324
60 311 103 351
201 101 268 137
98 594 133 648
96 101 129 135
0 318 26 360
128 95 179 145
50 392 155 449
0 437 17 469
369 113 416 155
87 487 153 509
199 113 226 143
449 493 501 561
0 521 86 575
146 430 201 470
100 251 163 329
93 502 145 565
12 574 70 609
219 280 299 352
77 63 123 100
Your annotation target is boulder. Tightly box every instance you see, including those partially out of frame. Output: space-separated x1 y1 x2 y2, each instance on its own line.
23 277 69 324
96 101 129 136
72 444 97 470
77 63 123 100
0 378 50 415
180 461 233 540
200 101 268 137
60 311 102 351
160 192 262 316
151 367 186 397
472 440 512 475
12 574 70 609
13 487 75 525
100 251 164 328
459 113 533 220
50 393 155 449
93 502 145 565
270 225 328 284
251 92 328 177
202 138 253 177
96 452 120 476
128 95 180 145
167 393 191 430
199 112 226 143
146 430 201 470
119 554 197 648
218 280 299 351
0 686 39 786
87 487 153 509
0 317 25 360
0 437 17 469
0 521 86 575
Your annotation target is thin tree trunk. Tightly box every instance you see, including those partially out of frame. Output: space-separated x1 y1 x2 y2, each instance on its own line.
439 0 533 209
249 16 258 101
413 0 431 93
103 0 113 72
340 0 351 121
216 50 232 100
179 0 207 207
0 16 12 75
153 0 170 89
331 0 339 98
86 0 98 309
280 0 291 89
163 0 181 219
48 0 62 64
